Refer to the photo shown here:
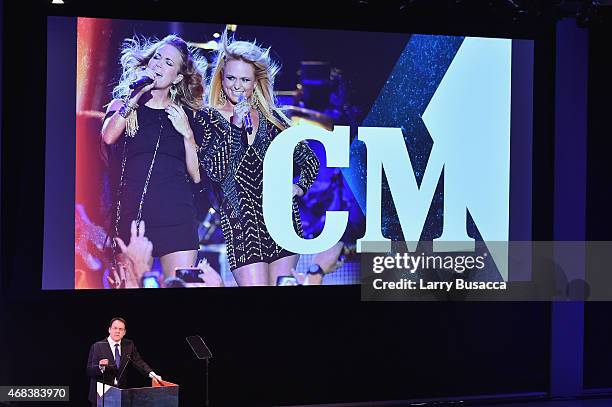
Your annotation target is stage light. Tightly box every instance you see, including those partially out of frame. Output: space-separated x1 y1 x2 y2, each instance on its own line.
51 0 64 3
189 40 219 51
213 32 220 38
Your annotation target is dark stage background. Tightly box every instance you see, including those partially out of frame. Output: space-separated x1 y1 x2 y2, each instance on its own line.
584 12 612 391
2 0 612 406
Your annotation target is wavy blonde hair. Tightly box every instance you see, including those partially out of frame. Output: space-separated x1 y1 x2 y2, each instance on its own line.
112 34 208 110
208 30 290 130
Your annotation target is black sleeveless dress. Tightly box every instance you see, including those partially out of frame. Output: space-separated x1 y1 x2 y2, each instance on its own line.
112 104 199 257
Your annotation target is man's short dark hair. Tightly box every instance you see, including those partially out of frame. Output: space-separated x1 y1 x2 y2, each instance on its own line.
109 317 127 328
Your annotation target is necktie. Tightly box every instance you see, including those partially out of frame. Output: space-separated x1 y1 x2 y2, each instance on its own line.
114 343 121 371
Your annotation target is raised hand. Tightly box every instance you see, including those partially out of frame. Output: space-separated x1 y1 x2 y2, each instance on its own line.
111 220 153 288
195 257 224 287
313 242 345 274
166 103 194 140
230 96 251 128
134 66 157 95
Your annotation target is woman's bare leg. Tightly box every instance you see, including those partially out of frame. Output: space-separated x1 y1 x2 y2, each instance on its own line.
269 254 299 286
160 250 198 282
232 262 269 286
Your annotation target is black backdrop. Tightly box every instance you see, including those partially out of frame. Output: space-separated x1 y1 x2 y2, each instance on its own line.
584 12 612 391
5 0 612 406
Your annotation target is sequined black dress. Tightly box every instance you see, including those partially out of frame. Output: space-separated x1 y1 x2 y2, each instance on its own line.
110 104 200 257
195 107 320 270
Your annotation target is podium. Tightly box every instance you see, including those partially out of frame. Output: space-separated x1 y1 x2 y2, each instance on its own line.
97 379 179 407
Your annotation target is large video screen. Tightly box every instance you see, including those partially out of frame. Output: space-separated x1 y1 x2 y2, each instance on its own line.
43 16 533 290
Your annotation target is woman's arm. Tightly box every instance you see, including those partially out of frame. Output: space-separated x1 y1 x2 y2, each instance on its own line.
166 104 201 183
101 68 156 145
195 108 232 183
293 141 320 197
184 136 201 183
269 109 319 197
100 99 129 145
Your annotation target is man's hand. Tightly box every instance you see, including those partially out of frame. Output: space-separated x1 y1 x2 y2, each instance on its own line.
99 358 109 372
149 371 163 382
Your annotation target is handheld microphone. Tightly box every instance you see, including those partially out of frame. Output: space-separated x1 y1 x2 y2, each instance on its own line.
238 95 253 135
129 76 154 90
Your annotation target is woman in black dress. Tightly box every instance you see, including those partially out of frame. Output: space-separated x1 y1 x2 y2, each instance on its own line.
196 32 320 286
101 35 207 280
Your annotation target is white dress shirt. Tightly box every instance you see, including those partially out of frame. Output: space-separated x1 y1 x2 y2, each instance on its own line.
105 336 121 385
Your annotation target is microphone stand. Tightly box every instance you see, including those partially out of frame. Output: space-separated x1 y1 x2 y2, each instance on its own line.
205 358 210 407
101 355 130 407
101 364 106 407
116 354 131 387
101 363 116 407
97 340 108 407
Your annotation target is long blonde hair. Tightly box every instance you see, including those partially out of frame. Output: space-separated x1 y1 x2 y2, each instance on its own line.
208 30 290 130
112 34 208 110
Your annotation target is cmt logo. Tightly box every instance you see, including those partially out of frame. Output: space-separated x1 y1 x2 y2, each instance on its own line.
263 37 512 279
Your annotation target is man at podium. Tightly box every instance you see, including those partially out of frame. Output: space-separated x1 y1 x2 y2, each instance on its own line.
86 317 162 406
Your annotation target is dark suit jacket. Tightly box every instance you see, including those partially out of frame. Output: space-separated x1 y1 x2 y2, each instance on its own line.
86 338 153 404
